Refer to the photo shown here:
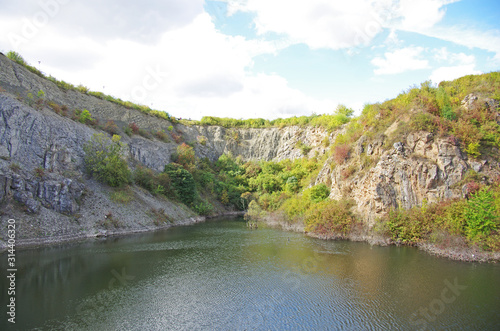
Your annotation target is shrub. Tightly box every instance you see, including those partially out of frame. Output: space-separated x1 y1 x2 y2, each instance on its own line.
285 176 299 193
245 200 266 221
410 112 436 132
305 199 356 236
333 144 350 164
6 51 26 65
83 133 130 187
341 164 356 179
280 195 310 220
34 166 45 178
172 143 195 170
303 183 330 203
193 200 214 215
164 163 196 205
384 207 434 244
197 135 207 145
47 101 62 114
155 130 169 142
77 84 89 94
111 189 133 204
78 109 93 124
465 188 498 241
128 122 140 134
171 132 183 144
133 166 155 191
465 142 481 158
124 126 133 136
104 120 119 135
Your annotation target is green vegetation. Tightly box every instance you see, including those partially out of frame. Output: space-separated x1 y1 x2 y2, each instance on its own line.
83 133 130 187
379 182 500 251
196 104 354 131
164 163 196 205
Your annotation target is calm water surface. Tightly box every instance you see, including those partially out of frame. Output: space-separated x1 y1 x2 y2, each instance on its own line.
2 218 500 330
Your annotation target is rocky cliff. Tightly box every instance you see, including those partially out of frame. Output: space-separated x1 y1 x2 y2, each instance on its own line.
1 52 498 249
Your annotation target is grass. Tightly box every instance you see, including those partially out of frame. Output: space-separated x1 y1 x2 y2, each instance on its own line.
110 187 134 204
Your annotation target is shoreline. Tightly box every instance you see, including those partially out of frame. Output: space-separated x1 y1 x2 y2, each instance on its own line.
0 211 245 252
2 210 498 263
262 218 500 263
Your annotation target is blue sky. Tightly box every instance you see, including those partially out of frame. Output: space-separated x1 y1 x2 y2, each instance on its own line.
1 0 499 119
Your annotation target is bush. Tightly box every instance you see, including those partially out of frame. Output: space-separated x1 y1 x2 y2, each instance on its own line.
104 120 119 135
133 166 156 191
465 188 498 241
78 109 94 124
171 132 183 143
384 207 434 244
111 189 133 204
164 163 196 205
197 135 207 145
155 130 169 142
193 200 214 216
124 126 133 136
173 143 195 170
128 122 140 134
303 183 330 203
333 144 350 164
6 51 26 65
83 133 130 187
305 199 356 236
410 112 436 132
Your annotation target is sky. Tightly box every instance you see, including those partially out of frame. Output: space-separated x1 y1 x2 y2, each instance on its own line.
1 0 499 120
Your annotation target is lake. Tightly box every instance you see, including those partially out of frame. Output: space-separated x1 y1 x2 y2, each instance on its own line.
2 217 499 330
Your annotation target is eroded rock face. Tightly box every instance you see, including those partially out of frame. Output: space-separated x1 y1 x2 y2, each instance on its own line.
0 173 84 214
324 131 499 225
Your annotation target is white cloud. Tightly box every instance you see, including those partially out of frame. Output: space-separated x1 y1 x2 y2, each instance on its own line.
0 0 205 44
371 46 429 75
222 0 464 51
0 11 337 120
225 0 390 49
425 26 500 63
392 0 459 31
429 49 481 83
429 65 482 84
224 0 500 65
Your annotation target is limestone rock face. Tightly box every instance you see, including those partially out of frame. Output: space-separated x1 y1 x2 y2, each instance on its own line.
323 131 499 226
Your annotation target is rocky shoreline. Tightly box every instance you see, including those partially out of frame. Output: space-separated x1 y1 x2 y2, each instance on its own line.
261 217 500 263
0 211 245 252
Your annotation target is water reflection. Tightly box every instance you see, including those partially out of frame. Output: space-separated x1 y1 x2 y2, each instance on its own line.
1 219 499 330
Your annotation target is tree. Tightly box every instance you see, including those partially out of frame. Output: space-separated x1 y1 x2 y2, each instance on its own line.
164 163 196 205
174 143 195 170
465 188 498 240
304 184 330 203
83 133 130 187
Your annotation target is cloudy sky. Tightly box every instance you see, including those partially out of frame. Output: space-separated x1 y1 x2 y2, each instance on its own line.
1 0 499 120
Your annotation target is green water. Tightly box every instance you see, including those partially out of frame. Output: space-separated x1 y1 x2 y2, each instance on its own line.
2 218 499 330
